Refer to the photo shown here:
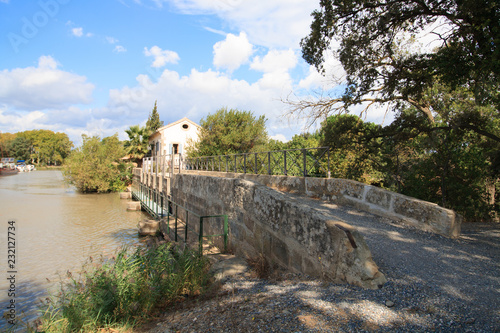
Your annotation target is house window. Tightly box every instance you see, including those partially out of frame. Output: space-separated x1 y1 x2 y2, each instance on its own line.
156 141 160 152
182 124 189 130
172 143 179 154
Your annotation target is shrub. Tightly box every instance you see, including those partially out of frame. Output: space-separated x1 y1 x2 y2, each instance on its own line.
33 244 211 332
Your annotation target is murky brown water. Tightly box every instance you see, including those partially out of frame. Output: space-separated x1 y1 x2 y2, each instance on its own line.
0 170 147 330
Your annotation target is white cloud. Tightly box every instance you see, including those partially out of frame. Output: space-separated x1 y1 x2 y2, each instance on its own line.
251 49 297 73
114 45 127 53
213 32 253 72
168 0 318 49
106 36 119 44
0 56 94 110
72 27 92 38
106 66 301 140
250 49 297 90
270 134 287 142
144 46 180 68
0 109 46 132
72 27 83 37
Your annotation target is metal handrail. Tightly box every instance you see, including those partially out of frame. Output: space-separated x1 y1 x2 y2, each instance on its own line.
131 179 228 253
184 147 332 178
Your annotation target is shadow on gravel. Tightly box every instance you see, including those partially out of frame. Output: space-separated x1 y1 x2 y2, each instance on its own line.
308 199 500 331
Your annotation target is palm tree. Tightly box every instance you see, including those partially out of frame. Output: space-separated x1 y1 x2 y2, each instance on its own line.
124 125 151 167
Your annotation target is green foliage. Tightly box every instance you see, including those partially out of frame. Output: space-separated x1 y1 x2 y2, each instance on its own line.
34 244 211 332
301 0 500 113
63 134 132 193
188 107 268 157
0 130 73 165
124 125 151 165
8 136 32 161
319 114 384 184
316 95 499 220
379 93 500 220
146 100 164 133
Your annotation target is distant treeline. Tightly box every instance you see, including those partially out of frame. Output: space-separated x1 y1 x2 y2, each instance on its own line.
0 129 73 166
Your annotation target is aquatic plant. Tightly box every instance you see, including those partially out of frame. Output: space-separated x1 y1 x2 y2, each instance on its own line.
33 244 211 332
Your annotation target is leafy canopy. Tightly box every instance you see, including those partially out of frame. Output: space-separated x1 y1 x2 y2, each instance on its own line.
0 130 73 165
63 134 132 193
188 107 268 157
298 0 499 123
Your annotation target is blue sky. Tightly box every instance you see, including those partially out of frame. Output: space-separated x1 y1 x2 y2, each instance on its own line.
0 0 390 145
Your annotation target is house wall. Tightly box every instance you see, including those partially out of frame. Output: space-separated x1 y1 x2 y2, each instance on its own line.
149 119 200 156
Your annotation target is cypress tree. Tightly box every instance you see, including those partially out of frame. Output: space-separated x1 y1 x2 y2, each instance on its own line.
146 100 164 133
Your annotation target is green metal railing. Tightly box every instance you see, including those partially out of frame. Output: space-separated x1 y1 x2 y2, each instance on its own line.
184 147 332 178
131 179 228 253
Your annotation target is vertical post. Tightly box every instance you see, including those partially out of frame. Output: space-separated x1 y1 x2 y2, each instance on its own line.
170 154 173 177
154 190 157 218
199 216 204 254
267 151 271 175
243 154 247 174
302 149 307 177
174 205 178 242
234 155 237 173
223 215 228 253
255 153 258 174
166 197 170 234
284 150 287 176
225 155 228 173
185 211 189 244
327 148 331 178
219 155 221 172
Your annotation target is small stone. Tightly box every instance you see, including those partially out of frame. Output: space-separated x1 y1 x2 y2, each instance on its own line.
385 300 395 307
465 318 475 324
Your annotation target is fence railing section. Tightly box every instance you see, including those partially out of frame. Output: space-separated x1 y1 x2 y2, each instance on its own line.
142 153 184 177
131 179 228 253
184 147 332 178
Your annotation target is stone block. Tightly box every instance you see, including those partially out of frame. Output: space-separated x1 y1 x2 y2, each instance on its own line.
289 250 303 273
127 201 141 211
271 236 289 267
120 192 132 199
365 186 392 210
392 194 461 238
138 219 159 236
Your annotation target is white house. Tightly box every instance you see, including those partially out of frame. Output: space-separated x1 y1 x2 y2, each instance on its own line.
148 117 201 157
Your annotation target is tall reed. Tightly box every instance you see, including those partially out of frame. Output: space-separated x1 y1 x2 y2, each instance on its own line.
32 244 211 332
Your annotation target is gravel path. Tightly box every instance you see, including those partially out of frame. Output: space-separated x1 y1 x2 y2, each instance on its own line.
141 197 500 333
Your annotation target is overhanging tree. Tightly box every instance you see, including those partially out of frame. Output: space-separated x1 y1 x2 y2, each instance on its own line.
293 0 499 134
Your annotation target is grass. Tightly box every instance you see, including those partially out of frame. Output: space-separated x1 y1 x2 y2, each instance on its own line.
29 244 211 332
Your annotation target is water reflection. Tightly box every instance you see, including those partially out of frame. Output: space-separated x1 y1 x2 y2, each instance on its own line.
0 170 147 330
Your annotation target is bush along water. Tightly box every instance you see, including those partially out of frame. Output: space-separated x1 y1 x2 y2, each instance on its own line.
31 244 211 332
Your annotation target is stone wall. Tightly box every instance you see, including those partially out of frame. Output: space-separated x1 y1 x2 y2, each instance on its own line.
170 173 387 289
181 170 462 239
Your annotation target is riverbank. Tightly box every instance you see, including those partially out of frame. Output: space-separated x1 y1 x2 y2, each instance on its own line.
139 220 499 332
33 165 63 170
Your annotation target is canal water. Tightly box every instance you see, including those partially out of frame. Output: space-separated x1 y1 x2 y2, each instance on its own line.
0 170 147 331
